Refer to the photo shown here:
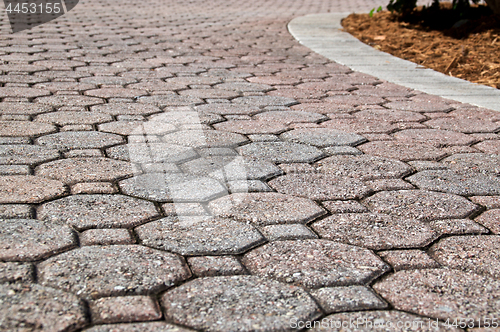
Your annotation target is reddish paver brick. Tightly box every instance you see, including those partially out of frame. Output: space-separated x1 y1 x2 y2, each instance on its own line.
259 224 318 241
91 103 162 116
473 140 500 154
187 256 247 277
90 296 162 324
238 142 324 163
374 269 500 321
0 102 52 115
321 118 398 134
0 175 66 204
394 129 476 147
163 130 248 148
429 219 488 235
0 121 56 137
0 87 50 98
36 95 105 106
470 196 500 208
315 155 413 180
213 120 288 134
0 262 33 283
209 192 326 226
71 182 118 194
429 235 500 278
281 128 366 147
424 117 500 133
0 219 75 261
84 322 193 332
312 213 436 250
0 144 60 165
441 153 500 176
242 239 389 288
385 100 453 113
36 111 112 125
378 250 440 271
195 103 261 115
0 284 87 331
310 286 387 314
39 245 191 299
358 141 447 161
80 229 135 246
36 157 133 184
269 173 372 200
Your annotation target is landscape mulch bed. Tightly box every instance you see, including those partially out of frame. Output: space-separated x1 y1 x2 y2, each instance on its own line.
341 4 500 89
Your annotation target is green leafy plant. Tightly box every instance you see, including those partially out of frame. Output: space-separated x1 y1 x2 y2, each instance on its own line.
369 6 384 17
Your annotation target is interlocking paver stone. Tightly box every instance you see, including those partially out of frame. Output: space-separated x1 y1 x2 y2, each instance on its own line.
0 175 66 203
187 256 247 277
0 283 87 331
242 239 389 288
90 296 162 324
310 286 387 314
162 275 321 332
36 95 105 107
280 128 366 147
358 141 447 161
429 218 488 235
80 229 135 246
209 192 326 226
38 194 158 230
0 262 33 283
163 130 248 148
254 110 326 123
0 219 75 261
312 310 455 331
180 156 282 181
233 95 298 107
0 121 56 137
315 155 413 180
407 170 500 196
260 224 318 241
107 143 196 164
0 204 32 219
36 131 124 150
429 235 500 279
0 144 59 165
85 322 193 332
373 269 500 320
475 209 500 234
312 213 437 250
120 173 227 203
385 100 453 112
91 103 162 116
36 111 113 126
39 245 191 299
394 129 476 147
269 173 371 200
137 95 203 107
238 142 324 163
213 120 288 135
378 250 440 271
441 153 500 176
150 110 224 125
195 104 261 115
36 157 133 184
424 117 500 133
354 108 427 123
0 87 50 98
364 190 479 221
0 102 52 115
136 216 264 255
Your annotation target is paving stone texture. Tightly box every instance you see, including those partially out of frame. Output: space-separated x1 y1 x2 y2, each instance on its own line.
1 0 499 329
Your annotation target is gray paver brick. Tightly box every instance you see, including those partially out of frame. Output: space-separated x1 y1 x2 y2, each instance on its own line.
187 256 247 277
136 216 264 255
238 142 325 163
38 194 158 230
0 144 59 165
0 262 34 283
84 322 194 332
39 245 191 299
0 121 56 137
280 128 366 147
209 192 326 226
0 175 66 204
36 131 124 150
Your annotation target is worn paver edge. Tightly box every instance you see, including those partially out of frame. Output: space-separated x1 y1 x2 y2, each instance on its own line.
288 12 500 112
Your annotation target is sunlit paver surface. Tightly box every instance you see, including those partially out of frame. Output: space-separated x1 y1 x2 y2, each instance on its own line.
0 0 499 330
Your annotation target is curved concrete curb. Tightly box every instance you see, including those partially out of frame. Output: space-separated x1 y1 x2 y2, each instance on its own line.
288 13 500 112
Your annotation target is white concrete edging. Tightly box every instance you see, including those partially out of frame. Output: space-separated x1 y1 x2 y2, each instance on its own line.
288 13 500 111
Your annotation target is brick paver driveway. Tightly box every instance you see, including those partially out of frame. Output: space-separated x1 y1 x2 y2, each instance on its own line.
0 0 499 330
